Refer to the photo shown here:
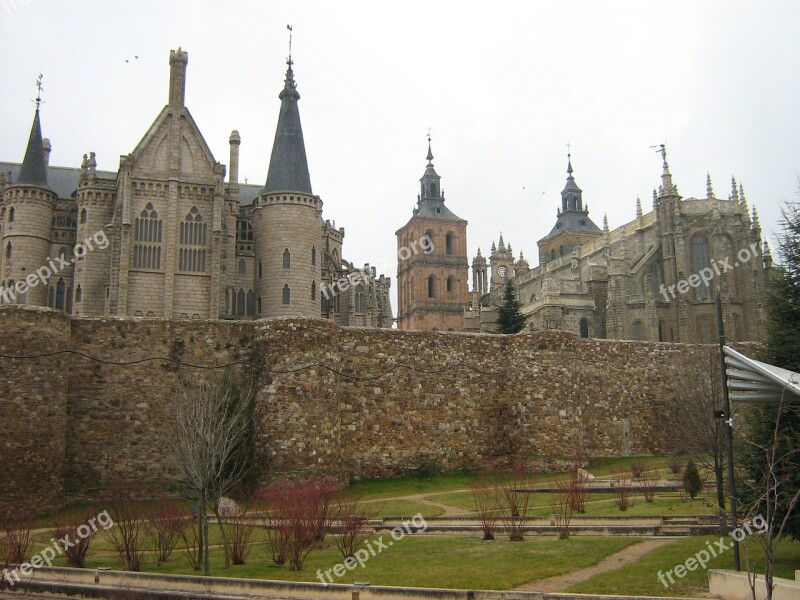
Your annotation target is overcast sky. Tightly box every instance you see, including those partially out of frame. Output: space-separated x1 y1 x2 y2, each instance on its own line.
2 0 798 312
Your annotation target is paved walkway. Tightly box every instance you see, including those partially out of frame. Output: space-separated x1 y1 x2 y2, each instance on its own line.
513 537 676 592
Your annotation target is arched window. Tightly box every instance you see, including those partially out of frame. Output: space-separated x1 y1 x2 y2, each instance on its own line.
282 284 290 304
8 207 16 222
258 260 263 279
446 276 454 293
427 275 436 298
56 278 66 310
179 207 207 272
691 236 710 300
355 284 365 313
649 260 664 294
579 317 589 338
238 259 246 275
283 249 291 268
246 290 255 316
311 246 316 266
658 320 664 342
257 295 262 315
80 208 87 224
425 230 435 252
5 242 11 259
445 232 454 256
550 249 555 261
236 289 245 316
559 245 564 257
133 203 162 270
75 285 82 303
48 286 55 307
633 320 644 341
311 281 316 301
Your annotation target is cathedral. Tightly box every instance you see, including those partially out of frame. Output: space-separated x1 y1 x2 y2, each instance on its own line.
397 145 772 343
0 49 392 326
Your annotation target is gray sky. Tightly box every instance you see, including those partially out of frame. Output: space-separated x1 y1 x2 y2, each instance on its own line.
2 0 798 312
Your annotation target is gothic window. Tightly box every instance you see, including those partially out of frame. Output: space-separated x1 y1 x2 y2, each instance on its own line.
633 320 643 341
48 286 54 307
258 260 263 279
179 207 207 273
56 278 66 310
445 232 454 256
559 245 564 257
133 203 162 270
282 284 290 304
236 220 254 242
650 260 664 294
75 285 82 303
9 207 15 222
257 294 262 315
246 290 255 316
66 287 72 314
236 289 245 316
691 236 711 300
283 249 291 269
425 230 435 252
5 242 11 259
427 275 436 298
658 320 664 342
446 276 454 293
238 259 246 275
80 208 87 224
311 281 316 301
321 295 328 314
311 246 316 266
579 317 589 338
355 284 365 313
550 249 555 261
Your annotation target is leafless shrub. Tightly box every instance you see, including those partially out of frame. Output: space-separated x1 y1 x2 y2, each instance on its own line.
52 512 97 568
613 478 632 511
667 456 683 475
550 474 576 539
226 509 255 565
179 511 202 571
639 469 658 504
498 470 533 541
105 492 148 571
0 510 33 565
471 478 499 540
145 502 192 566
332 492 371 559
629 461 646 478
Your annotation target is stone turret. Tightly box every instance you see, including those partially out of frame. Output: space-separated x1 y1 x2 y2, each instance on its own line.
253 58 322 318
1 106 56 306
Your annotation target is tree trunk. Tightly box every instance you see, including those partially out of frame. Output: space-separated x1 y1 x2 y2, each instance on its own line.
202 490 210 575
211 499 231 569
196 494 204 571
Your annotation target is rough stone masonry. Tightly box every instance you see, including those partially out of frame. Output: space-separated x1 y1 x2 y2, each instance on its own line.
0 305 708 515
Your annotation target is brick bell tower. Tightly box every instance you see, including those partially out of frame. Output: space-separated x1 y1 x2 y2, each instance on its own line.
396 136 468 331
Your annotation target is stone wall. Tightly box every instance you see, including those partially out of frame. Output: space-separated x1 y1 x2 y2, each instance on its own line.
0 306 711 515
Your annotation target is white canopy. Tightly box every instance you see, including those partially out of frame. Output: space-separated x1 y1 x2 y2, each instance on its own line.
724 346 800 403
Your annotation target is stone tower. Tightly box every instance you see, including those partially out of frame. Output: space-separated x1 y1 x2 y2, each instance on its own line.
489 234 514 290
0 105 56 306
396 138 468 331
73 152 115 316
253 59 322 318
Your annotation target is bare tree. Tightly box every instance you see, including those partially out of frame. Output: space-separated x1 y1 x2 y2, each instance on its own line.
471 478 499 540
171 370 257 574
550 474 576 539
498 470 533 542
670 348 728 512
331 492 371 559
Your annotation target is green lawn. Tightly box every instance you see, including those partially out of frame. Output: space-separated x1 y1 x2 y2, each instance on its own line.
567 536 800 597
347 472 479 500
361 499 445 518
69 534 638 590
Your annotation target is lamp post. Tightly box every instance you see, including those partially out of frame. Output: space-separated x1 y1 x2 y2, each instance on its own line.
716 289 741 571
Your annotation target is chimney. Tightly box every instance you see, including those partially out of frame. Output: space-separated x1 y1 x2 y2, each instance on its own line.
168 48 189 108
42 138 51 167
229 130 241 187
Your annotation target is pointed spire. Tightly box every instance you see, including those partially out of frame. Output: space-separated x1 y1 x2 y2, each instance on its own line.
635 196 643 218
739 183 746 205
264 53 312 194
730 176 739 201
476 247 482 257
16 107 49 188
498 233 505 250
706 173 714 199
491 241 497 252
652 188 658 210
658 144 675 195
426 133 434 165
752 206 760 231
603 214 609 232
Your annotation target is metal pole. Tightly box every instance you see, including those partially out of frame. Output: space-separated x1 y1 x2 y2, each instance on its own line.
717 290 741 571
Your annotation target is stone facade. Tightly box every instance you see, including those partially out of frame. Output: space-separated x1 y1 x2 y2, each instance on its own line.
467 153 773 342
0 49 392 327
396 139 469 331
2 305 720 515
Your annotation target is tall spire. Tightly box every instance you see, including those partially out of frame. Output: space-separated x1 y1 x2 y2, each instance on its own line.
16 75 49 188
658 144 675 195
264 31 312 194
706 173 714 199
730 176 739 201
635 196 643 218
561 152 583 211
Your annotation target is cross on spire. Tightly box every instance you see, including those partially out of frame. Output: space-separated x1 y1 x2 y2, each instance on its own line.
34 73 44 110
286 24 293 67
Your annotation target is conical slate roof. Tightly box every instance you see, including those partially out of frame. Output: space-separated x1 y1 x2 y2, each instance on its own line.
16 109 49 188
264 64 312 194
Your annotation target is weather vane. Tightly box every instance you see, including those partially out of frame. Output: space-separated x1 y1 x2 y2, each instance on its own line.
566 141 571 158
287 24 293 67
34 73 44 109
426 126 432 142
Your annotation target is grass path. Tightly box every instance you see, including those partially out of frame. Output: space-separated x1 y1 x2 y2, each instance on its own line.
361 488 474 517
513 537 677 592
